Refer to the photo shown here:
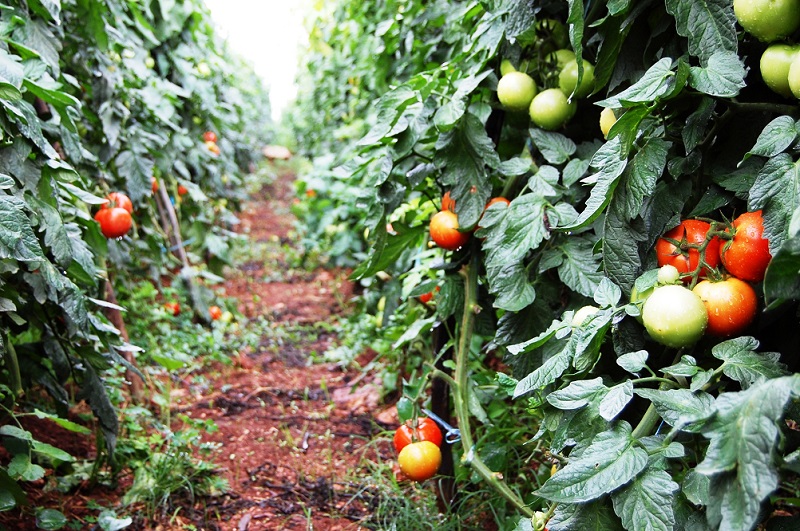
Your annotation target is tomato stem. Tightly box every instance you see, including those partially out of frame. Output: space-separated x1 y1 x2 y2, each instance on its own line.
451 251 534 518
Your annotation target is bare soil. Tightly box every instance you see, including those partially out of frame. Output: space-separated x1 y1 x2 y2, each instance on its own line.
0 169 398 531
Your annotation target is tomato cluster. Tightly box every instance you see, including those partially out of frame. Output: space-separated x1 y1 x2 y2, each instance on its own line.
643 211 772 344
394 417 443 481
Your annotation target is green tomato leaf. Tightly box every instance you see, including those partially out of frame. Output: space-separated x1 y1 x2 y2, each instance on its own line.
0 194 46 262
351 223 424 280
611 468 679 531
31 440 73 463
549 498 624 531
710 336 786 388
530 129 576 165
561 136 627 231
596 58 676 108
537 422 648 503
36 508 67 530
547 377 607 410
599 380 634 421
551 237 604 298
764 235 800 308
514 347 571 398
665 0 737 64
749 155 800 254
743 116 798 162
617 350 648 374
697 375 800 531
688 51 746 97
634 388 715 432
358 85 418 146
8 454 45 482
485 260 536 311
116 149 155 204
433 69 491 131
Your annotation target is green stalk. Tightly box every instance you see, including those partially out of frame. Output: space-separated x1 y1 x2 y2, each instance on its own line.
452 253 534 518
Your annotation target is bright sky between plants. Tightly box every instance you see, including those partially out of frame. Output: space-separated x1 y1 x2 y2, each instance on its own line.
204 0 313 120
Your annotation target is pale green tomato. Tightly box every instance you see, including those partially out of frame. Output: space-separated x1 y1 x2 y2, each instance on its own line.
498 71 538 111
559 59 595 98
551 49 576 70
657 264 681 285
529 89 576 131
760 44 800 97
599 107 616 139
572 305 599 327
789 54 800 98
733 0 800 42
642 285 708 348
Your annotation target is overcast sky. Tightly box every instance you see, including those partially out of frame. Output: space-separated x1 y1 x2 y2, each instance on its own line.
203 0 313 121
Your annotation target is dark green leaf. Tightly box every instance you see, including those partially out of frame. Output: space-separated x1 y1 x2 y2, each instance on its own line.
622 136 669 220
749 154 799 253
744 116 799 161
554 237 604 298
764 235 800 307
537 422 648 503
634 388 715 431
596 59 675 107
611 468 679 531
115 150 154 204
486 260 536 311
549 498 624 531
710 336 786 387
0 194 46 262
8 454 45 482
530 128 576 165
688 51 746 97
36 508 67 530
514 347 571 397
351 223 424 280
665 0 737 64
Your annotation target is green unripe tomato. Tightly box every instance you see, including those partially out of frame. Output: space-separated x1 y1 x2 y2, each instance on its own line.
733 0 800 42
498 71 538 111
789 54 800 99
572 305 599 327
551 49 576 70
642 285 708 348
761 44 800 97
529 89 576 131
599 107 617 139
145 56 155 69
500 59 517 76
559 59 595 98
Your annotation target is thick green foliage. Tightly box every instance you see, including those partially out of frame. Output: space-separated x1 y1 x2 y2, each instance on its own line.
0 0 270 515
293 0 800 529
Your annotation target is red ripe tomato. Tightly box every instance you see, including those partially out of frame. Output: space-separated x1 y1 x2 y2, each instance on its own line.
151 177 159 193
397 441 441 481
164 302 181 316
655 220 720 279
719 210 772 282
441 191 456 212
203 131 218 143
177 184 189 196
94 207 132 238
393 417 443 453
430 210 470 250
692 277 757 337
102 192 133 214
209 305 223 320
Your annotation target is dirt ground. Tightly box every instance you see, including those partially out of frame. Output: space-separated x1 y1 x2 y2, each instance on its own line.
0 168 400 531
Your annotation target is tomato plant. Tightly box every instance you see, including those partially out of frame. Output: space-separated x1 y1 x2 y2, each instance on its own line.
393 417 443 453
429 210 469 251
655 220 721 279
693 278 758 337
641 285 708 347
397 441 441 481
94 207 133 239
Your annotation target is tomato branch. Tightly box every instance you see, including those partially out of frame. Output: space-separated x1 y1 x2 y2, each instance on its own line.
449 251 535 518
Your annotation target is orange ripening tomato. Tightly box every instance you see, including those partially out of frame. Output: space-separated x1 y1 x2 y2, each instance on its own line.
655 220 720 279
209 305 223 320
101 192 133 214
418 286 440 304
430 210 470 250
441 191 456 212
397 441 441 481
177 184 188 196
692 277 757 337
205 140 221 156
151 177 159 193
393 417 443 453
164 302 181 316
719 210 772 282
203 131 218 143
94 207 132 239
485 197 510 209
